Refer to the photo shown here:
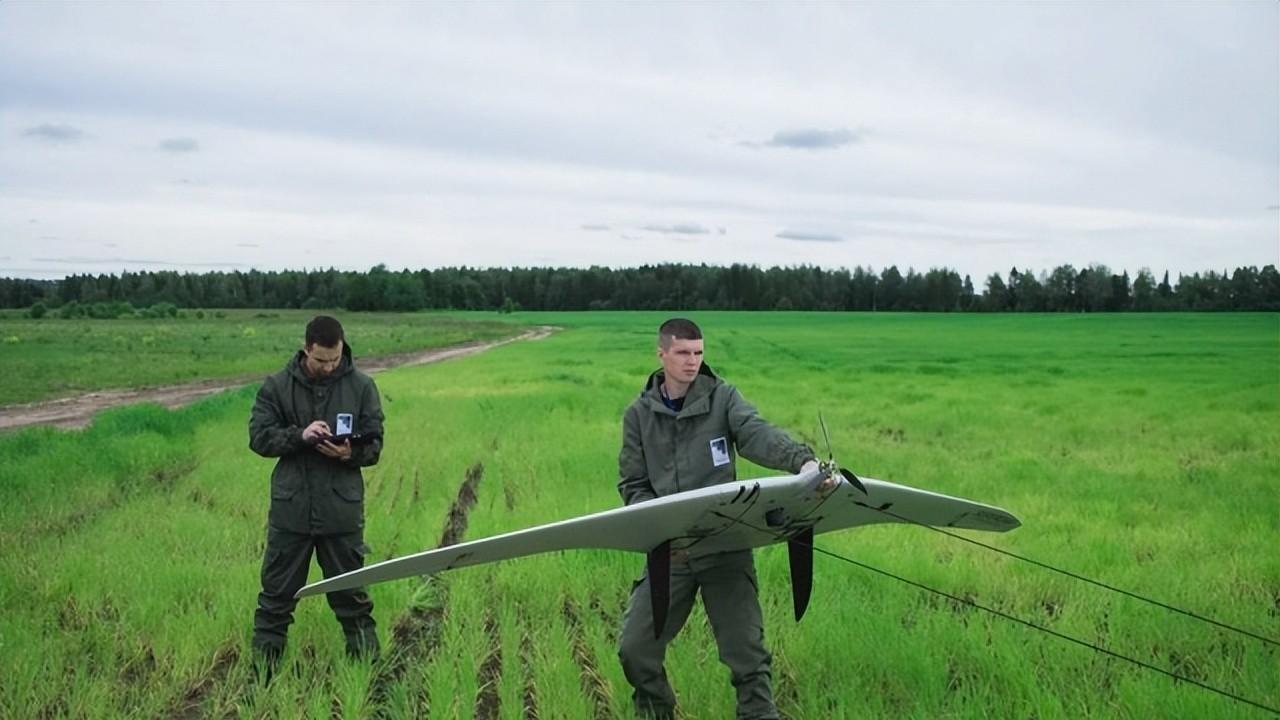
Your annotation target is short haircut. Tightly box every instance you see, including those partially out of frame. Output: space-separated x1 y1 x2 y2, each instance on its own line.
305 315 345 348
658 318 702 350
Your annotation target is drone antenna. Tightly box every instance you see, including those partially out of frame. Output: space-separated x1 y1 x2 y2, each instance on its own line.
817 412 868 494
818 412 834 461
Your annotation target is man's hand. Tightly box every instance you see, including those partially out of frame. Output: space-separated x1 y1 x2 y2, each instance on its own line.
801 459 838 494
302 420 331 443
315 439 353 462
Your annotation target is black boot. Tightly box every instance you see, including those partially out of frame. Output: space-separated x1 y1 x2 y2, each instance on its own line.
344 627 381 662
251 644 283 685
633 698 676 720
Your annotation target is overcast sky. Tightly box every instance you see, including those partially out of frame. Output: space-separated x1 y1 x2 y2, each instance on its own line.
1 2 1276 281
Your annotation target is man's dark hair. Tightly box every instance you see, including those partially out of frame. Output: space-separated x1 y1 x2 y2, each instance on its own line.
305 315 345 348
658 318 701 349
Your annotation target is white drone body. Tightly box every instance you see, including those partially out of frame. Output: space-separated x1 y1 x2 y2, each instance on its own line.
298 465 1020 636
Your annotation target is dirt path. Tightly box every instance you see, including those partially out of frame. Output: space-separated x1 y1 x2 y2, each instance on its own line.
0 325 556 432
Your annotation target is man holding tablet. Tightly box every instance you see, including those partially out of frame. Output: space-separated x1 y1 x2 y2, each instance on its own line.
248 315 385 672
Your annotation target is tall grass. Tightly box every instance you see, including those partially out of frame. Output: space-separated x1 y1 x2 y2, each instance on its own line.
0 312 1275 718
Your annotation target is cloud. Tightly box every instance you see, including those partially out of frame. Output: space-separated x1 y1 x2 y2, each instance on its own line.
236 243 260 248
0 5 1273 279
580 223 611 231
642 223 710 235
22 124 86 143
742 128 859 150
1267 205 1279 211
158 137 199 153
777 230 844 243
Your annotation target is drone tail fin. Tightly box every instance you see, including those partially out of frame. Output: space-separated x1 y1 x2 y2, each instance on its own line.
787 527 814 621
647 540 672 639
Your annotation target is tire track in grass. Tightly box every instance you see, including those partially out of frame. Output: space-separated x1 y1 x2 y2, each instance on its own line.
36 693 68 720
775 646 842 720
365 462 485 718
562 598 613 720
164 641 239 720
520 627 540 720
474 612 502 720
377 468 412 561
772 647 801 720
19 462 197 542
392 468 407 509
164 463 483 719
588 594 619 640
117 641 159 715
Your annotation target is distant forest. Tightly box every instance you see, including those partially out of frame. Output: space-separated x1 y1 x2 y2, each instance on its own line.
3 263 1279 314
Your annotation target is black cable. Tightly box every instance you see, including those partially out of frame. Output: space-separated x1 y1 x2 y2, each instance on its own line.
858 500 1280 649
712 511 1280 717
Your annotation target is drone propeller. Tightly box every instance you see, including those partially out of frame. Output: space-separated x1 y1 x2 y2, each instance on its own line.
817 412 867 494
839 466 867 494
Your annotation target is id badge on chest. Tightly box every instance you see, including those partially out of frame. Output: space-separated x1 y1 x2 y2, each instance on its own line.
709 436 731 467
335 413 354 436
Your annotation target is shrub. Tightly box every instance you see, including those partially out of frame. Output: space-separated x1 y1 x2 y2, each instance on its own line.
156 302 178 318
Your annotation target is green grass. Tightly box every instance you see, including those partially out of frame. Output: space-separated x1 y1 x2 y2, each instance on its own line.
0 312 1276 718
0 309 521 406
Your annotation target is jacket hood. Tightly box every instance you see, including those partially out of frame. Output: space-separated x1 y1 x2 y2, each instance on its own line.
640 362 722 416
286 341 356 385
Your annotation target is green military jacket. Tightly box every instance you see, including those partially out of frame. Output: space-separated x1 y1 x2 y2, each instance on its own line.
617 363 814 506
249 343 384 534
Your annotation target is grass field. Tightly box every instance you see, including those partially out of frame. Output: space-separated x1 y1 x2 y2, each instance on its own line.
1 311 1277 719
0 310 520 406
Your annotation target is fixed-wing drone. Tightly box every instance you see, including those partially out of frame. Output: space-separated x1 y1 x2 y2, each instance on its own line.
296 463 1020 637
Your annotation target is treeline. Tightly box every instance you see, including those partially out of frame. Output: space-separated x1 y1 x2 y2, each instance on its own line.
3 263 1279 313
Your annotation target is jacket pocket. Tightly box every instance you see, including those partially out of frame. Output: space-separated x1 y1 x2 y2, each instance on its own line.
270 467 299 500
333 477 364 502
